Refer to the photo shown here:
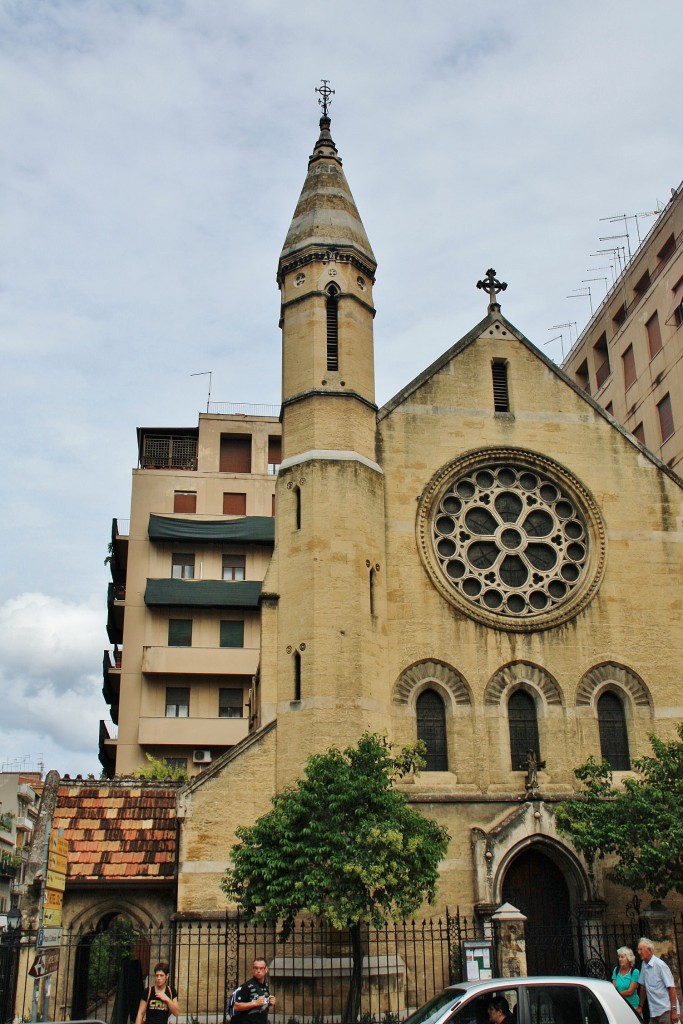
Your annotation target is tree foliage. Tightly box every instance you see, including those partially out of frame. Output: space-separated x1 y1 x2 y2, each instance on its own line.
132 754 188 782
221 733 450 932
556 724 683 899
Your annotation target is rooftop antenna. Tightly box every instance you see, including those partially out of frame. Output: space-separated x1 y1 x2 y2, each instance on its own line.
599 231 632 263
582 275 609 297
548 321 577 350
545 334 564 361
593 246 626 277
567 286 593 316
191 371 212 413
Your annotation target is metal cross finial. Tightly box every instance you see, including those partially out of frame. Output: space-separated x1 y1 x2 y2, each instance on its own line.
476 268 508 309
315 79 335 117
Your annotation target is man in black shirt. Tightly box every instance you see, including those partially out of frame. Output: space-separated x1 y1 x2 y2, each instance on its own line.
234 959 276 1024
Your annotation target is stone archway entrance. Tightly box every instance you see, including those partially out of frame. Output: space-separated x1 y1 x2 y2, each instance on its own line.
502 846 572 975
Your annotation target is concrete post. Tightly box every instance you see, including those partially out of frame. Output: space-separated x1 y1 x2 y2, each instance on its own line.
640 901 681 993
492 902 528 978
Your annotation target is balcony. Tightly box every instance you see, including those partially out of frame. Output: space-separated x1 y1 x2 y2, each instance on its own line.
14 817 32 833
106 583 125 644
138 430 198 470
98 720 118 777
142 645 259 675
144 578 262 609
109 518 129 583
0 852 18 879
138 715 249 747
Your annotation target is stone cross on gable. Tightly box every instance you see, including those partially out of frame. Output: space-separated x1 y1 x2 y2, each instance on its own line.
476 268 508 310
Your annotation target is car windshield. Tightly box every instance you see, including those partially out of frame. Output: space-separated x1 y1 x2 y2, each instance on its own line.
402 990 467 1024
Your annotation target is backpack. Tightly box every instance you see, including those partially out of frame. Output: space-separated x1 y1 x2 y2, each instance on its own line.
227 986 241 1021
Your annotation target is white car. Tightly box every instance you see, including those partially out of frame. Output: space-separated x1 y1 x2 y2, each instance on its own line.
403 976 639 1024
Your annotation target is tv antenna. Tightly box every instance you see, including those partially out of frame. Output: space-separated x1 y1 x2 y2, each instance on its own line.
191 371 212 413
547 321 577 361
567 286 593 316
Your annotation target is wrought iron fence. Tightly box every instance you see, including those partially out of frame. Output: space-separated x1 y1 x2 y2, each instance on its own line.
0 913 479 1024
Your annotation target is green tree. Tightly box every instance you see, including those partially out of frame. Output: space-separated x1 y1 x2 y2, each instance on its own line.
221 733 450 1022
132 754 188 782
556 724 683 899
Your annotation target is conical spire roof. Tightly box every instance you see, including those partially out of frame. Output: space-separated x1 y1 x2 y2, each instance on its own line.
278 114 376 282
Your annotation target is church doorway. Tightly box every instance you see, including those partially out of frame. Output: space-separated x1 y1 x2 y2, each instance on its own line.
501 846 572 975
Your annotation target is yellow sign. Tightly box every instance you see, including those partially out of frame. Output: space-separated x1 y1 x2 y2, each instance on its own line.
45 869 66 892
42 906 62 928
44 889 63 909
49 835 68 858
48 850 67 874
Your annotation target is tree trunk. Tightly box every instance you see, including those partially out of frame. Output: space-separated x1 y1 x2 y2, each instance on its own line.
343 923 364 1023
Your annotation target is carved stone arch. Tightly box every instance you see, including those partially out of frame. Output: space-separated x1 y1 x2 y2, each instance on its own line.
576 662 652 709
494 834 591 908
393 659 472 708
68 898 163 934
484 661 563 707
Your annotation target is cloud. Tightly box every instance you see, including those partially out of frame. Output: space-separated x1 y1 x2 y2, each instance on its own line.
0 594 104 771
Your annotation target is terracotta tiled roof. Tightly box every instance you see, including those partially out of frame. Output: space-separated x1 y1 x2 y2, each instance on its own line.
53 779 180 884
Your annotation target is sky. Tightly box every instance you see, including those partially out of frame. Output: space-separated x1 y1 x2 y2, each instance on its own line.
1 0 681 777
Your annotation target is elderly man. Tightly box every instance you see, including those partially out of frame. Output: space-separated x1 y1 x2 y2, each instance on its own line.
637 937 679 1023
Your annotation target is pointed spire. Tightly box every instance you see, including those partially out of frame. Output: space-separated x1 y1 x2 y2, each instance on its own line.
278 83 376 285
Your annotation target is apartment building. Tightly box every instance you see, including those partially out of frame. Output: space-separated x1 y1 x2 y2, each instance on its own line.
0 773 41 921
100 409 281 777
562 182 683 472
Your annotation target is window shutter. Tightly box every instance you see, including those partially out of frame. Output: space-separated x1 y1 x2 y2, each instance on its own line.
220 620 244 648
223 493 247 515
220 435 252 473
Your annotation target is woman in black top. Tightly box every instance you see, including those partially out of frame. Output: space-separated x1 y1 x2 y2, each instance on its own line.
136 962 180 1024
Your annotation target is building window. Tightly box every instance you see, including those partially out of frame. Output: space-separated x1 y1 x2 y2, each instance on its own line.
164 757 187 772
622 345 636 391
492 360 510 412
646 312 663 359
272 493 276 517
508 690 540 771
172 553 195 579
657 393 675 442
223 492 247 515
220 620 244 648
633 269 651 299
326 284 340 371
218 688 243 719
268 436 282 475
605 402 613 416
656 233 675 269
598 691 630 770
633 422 645 445
294 485 301 530
669 277 683 327
416 689 448 771
575 359 590 394
220 434 252 473
293 651 301 701
612 303 627 329
593 333 611 388
168 619 192 647
174 491 197 513
222 554 246 581
165 686 189 717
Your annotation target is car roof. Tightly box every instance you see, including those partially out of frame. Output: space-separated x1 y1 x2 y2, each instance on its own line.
446 977 615 993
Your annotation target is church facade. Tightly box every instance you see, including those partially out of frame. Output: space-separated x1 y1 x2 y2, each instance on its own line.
176 100 683 948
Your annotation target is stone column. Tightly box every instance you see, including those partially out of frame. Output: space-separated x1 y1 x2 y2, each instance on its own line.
640 901 681 992
492 903 528 978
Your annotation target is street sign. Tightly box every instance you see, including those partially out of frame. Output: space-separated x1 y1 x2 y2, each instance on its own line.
48 849 67 874
37 927 62 949
29 949 60 977
44 889 63 910
42 906 62 928
49 835 68 858
45 869 66 892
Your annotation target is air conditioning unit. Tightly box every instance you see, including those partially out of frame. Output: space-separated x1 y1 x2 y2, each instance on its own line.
193 749 212 764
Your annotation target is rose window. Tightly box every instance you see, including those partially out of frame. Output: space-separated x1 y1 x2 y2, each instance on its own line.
417 450 606 630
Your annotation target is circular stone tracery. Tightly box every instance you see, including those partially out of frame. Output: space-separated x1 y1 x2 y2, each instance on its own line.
417 450 606 631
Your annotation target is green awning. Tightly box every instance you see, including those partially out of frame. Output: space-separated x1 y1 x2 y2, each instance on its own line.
148 514 274 544
144 579 263 608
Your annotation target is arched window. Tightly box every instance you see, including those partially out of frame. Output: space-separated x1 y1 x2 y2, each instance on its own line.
508 690 540 771
598 691 630 770
326 284 340 371
416 689 448 771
